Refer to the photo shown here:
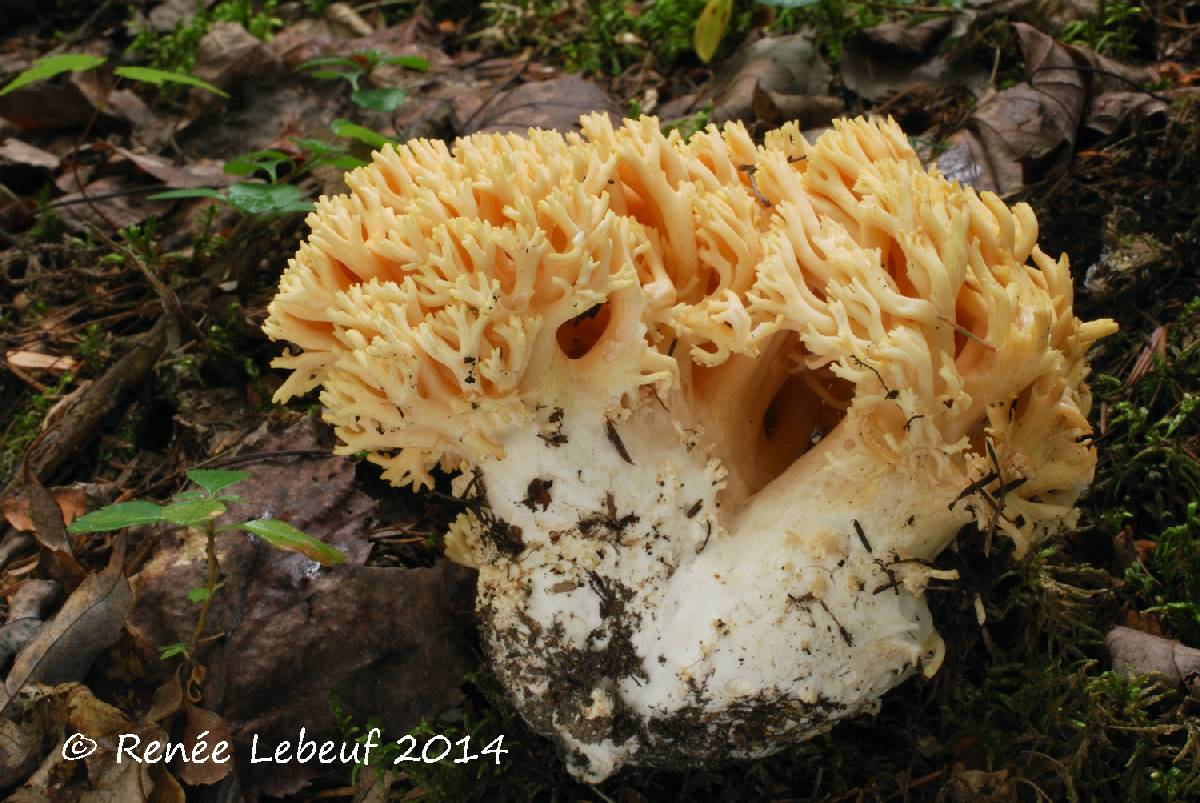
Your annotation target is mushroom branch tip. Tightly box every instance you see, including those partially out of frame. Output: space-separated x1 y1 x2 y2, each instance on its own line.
264 113 1116 780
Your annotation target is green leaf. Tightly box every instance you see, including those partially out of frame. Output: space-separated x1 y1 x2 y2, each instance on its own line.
296 55 363 72
67 500 163 533
159 642 188 660
381 55 429 71
311 154 369 171
693 0 734 63
292 137 342 155
147 187 227 202
351 87 408 113
331 118 393 150
187 587 211 603
225 182 313 216
113 66 229 98
236 519 346 565
311 68 363 89
161 498 226 526
223 150 293 182
186 468 250 495
0 53 106 96
756 0 822 5
293 138 368 170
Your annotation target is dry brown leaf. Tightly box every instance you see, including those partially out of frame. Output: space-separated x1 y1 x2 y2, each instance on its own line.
1106 626 1200 696
177 703 234 786
3 486 86 532
327 1 375 36
937 23 1166 195
6 683 171 803
750 84 844 130
460 75 620 135
708 34 831 124
5 350 78 373
145 670 183 724
0 684 64 788
111 146 234 189
0 579 59 670
24 471 74 558
54 174 173 232
0 138 59 194
1 543 131 713
0 72 122 131
841 17 986 103
146 0 201 32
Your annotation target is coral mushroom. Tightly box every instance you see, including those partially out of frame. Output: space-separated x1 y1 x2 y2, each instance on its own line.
264 115 1116 780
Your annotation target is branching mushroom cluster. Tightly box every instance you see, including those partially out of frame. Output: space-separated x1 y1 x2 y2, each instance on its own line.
265 114 1115 780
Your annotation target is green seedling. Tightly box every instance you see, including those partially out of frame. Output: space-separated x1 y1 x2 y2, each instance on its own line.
148 120 395 216
68 468 345 664
298 49 428 112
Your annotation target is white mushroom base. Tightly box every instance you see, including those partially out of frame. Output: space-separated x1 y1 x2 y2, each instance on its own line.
468 397 965 782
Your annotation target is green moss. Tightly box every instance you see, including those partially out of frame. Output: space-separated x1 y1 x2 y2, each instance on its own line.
0 374 75 486
1087 298 1200 642
127 0 283 74
468 0 751 75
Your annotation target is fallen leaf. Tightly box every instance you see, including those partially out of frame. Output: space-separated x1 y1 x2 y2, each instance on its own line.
0 579 59 671
3 486 87 532
53 174 174 232
1 543 131 713
841 16 986 103
177 703 234 785
707 34 831 125
146 0 201 32
966 0 1098 35
5 683 172 802
327 1 375 36
460 75 621 135
0 138 59 195
1106 625 1200 697
936 23 1167 195
192 21 280 92
6 350 78 373
111 146 234 189
144 669 182 724
751 84 843 129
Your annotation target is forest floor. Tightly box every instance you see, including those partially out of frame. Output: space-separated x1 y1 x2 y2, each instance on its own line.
0 1 1198 801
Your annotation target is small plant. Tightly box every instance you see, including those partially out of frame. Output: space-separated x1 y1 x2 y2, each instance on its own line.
298 49 428 112
1062 0 1145 58
149 121 396 216
67 468 345 665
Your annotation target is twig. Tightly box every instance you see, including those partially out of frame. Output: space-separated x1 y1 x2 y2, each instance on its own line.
198 449 333 468
183 518 221 696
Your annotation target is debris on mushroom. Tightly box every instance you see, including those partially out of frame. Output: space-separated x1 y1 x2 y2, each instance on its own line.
264 114 1117 781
